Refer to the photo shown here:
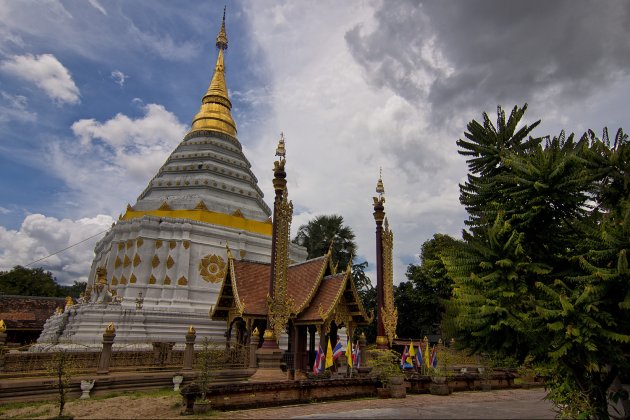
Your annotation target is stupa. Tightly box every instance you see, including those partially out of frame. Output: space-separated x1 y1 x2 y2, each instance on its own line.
36 10 307 349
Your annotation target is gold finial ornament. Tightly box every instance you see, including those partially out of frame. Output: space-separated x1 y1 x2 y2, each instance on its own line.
376 167 385 196
252 326 259 336
190 7 237 138
65 296 73 308
275 132 286 159
216 6 228 50
188 325 196 334
0 319 6 333
105 322 116 334
263 329 275 340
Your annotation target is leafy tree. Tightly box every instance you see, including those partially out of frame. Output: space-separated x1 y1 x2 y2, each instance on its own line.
397 234 460 339
352 261 376 343
444 105 630 418
0 266 85 298
293 214 356 269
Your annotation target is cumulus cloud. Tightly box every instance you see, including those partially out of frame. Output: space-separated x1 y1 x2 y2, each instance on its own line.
242 1 467 284
0 214 114 285
0 53 80 104
110 70 127 87
43 104 186 217
346 1 630 123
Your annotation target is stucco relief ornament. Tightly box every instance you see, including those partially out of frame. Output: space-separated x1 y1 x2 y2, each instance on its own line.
198 254 227 283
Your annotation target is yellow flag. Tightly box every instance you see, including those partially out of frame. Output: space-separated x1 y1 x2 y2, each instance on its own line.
425 343 431 368
325 338 334 369
407 340 415 365
346 341 353 367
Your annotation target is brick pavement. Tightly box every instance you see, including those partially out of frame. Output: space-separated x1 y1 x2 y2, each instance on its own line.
215 388 554 419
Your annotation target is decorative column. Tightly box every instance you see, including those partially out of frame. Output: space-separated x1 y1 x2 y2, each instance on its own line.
182 325 196 371
372 171 398 349
373 172 388 349
97 322 116 374
251 133 293 382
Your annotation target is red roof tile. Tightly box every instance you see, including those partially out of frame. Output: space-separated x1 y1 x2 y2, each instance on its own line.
297 273 347 322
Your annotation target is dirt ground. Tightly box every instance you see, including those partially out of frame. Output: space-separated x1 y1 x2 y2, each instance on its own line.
0 392 184 419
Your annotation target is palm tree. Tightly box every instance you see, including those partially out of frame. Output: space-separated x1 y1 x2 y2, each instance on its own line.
292 214 357 269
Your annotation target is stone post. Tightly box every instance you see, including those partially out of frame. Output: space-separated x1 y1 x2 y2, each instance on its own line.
249 329 260 369
0 320 6 373
182 326 196 371
97 323 116 374
357 332 372 376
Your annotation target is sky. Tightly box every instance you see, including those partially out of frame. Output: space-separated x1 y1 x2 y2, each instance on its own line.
1 0 629 286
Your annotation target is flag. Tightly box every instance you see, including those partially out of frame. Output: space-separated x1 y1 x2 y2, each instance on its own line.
353 341 361 368
332 341 343 361
400 345 413 369
408 340 416 367
431 345 438 368
425 343 431 369
313 344 325 374
415 343 423 369
325 338 334 369
346 342 353 367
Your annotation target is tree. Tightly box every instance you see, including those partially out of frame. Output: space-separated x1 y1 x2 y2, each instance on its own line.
396 234 460 339
0 266 85 298
444 105 630 418
293 214 356 269
352 261 376 342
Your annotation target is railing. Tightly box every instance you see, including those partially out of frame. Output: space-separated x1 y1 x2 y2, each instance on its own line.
0 343 249 376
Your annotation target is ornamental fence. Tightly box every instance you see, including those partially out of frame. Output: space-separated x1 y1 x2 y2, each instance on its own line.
0 339 249 377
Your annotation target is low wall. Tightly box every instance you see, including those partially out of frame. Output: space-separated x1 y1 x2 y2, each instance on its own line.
0 369 255 403
406 371 520 394
183 378 377 412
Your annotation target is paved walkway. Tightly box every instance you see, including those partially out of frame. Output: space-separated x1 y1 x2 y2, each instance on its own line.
216 388 555 419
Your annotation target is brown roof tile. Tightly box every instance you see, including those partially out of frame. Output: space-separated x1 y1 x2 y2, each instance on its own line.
297 273 347 322
287 256 328 313
232 260 271 316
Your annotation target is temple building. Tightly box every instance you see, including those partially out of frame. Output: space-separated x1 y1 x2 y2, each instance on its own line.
36 11 307 348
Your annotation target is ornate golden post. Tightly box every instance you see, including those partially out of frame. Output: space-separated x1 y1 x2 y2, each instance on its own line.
373 171 388 349
251 133 293 382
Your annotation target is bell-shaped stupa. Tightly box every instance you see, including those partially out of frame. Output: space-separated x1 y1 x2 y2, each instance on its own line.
36 10 307 349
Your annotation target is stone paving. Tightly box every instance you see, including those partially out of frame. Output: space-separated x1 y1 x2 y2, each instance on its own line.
216 388 555 419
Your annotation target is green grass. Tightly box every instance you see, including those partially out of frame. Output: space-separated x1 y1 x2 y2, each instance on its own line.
0 400 53 415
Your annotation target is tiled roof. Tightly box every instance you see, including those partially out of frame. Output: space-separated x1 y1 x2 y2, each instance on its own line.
287 256 328 312
232 260 271 316
0 295 66 330
296 273 346 322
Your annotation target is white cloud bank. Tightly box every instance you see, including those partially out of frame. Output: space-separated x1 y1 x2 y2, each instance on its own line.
46 103 187 218
0 214 114 285
0 53 80 104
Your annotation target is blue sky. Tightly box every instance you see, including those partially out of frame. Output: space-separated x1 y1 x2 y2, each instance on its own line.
1 0 629 285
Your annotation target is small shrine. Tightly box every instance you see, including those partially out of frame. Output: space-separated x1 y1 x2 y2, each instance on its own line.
211 135 373 376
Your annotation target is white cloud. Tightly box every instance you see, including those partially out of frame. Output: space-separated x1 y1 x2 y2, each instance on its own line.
0 91 36 124
44 104 186 217
0 214 114 285
0 207 11 215
88 0 107 15
0 54 80 104
110 70 127 87
242 1 467 284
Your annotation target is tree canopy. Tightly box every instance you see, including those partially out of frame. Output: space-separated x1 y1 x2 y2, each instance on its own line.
443 104 629 417
293 214 356 269
0 265 85 298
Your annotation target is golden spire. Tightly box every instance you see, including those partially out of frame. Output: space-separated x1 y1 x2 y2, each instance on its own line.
190 6 237 139
376 167 385 196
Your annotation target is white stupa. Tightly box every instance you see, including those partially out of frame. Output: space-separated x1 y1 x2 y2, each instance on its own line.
36 12 306 349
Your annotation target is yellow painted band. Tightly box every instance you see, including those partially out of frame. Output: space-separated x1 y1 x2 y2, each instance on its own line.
122 209 272 236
